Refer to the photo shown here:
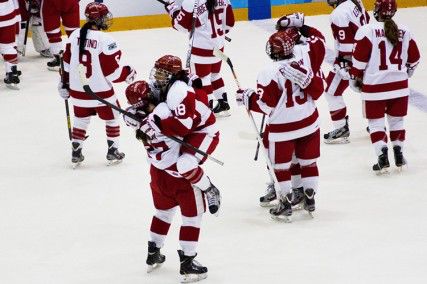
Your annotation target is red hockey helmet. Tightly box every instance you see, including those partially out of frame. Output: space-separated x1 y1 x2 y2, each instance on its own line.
85 2 113 30
266 29 297 61
374 0 397 21
149 55 183 91
125 80 156 109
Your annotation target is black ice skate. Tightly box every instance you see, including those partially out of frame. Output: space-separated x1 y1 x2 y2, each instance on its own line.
106 140 125 166
4 66 20 90
303 188 315 217
372 147 390 175
146 241 165 273
393 145 406 170
178 250 208 283
324 116 350 144
71 142 84 169
259 183 277 207
291 187 304 209
212 93 231 117
270 193 293 222
47 54 61 71
205 182 221 216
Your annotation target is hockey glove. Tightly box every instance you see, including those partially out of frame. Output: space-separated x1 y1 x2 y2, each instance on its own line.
140 113 162 140
283 61 313 89
123 107 146 130
58 81 70 99
349 76 363 93
333 63 350 80
406 62 419 78
125 66 137 84
165 1 179 18
236 88 254 108
276 12 304 30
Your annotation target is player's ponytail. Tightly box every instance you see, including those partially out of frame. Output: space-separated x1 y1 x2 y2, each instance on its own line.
206 0 217 14
79 22 92 55
384 18 399 46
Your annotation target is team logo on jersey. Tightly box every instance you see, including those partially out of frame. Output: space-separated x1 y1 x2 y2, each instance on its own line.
108 42 117 50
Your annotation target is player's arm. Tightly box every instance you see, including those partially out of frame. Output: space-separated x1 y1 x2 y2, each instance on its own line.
300 25 326 73
224 3 235 33
169 0 199 33
99 34 135 83
349 27 372 80
62 42 71 87
406 34 420 78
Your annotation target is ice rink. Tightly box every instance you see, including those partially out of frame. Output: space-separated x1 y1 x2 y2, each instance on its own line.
1 6 427 284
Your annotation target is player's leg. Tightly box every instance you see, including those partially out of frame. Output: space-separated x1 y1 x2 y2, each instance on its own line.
176 180 207 283
295 129 320 213
176 132 220 215
323 71 350 144
387 96 409 169
0 24 20 89
30 15 52 57
268 140 295 221
71 106 93 166
364 100 390 173
41 0 62 70
97 102 125 164
191 62 212 102
61 0 80 37
210 61 230 117
147 166 179 272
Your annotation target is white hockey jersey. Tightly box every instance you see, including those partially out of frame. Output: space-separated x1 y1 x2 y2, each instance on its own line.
63 28 130 108
351 22 420 101
330 0 369 58
172 0 235 64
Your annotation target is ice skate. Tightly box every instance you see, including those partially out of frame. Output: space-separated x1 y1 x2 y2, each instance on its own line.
146 241 165 273
393 145 406 171
270 193 293 223
71 142 84 169
211 93 231 117
4 66 20 90
303 188 315 218
259 182 277 207
205 182 221 216
178 250 208 283
373 147 390 175
47 54 61 71
39 49 53 58
291 187 304 210
106 140 125 166
324 116 350 144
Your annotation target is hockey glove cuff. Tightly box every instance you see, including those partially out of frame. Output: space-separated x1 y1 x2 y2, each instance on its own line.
236 88 254 108
283 61 314 89
276 12 304 30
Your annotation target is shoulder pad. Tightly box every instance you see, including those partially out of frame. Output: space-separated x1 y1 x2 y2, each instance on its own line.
167 81 193 110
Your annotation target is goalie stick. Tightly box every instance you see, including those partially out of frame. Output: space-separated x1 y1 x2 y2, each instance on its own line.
77 64 224 166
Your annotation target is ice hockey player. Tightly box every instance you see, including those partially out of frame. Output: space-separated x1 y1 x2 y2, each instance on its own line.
0 0 21 89
41 0 80 70
349 0 420 174
323 0 370 144
165 0 235 117
123 80 216 282
17 0 51 57
58 2 136 168
235 15 325 221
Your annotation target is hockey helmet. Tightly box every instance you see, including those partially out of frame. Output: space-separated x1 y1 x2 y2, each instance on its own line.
149 55 183 92
125 80 158 111
266 29 297 61
374 0 397 21
85 2 113 30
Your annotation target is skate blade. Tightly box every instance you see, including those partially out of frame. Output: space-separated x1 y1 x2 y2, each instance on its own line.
47 66 60 72
271 214 292 223
374 167 390 176
292 203 304 211
180 272 207 283
107 159 123 166
260 201 277 208
72 162 82 169
6 84 19 90
147 263 162 273
324 137 350 144
214 110 231 118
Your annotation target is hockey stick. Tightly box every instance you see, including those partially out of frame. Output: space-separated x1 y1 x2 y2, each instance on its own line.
59 51 72 141
254 114 266 161
185 0 199 68
22 19 30 56
155 0 231 42
77 64 224 166
213 49 282 189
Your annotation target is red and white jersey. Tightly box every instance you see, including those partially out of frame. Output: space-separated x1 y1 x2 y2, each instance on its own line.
173 0 235 64
351 22 420 101
63 29 131 108
248 28 325 142
158 80 218 138
0 0 18 27
330 0 369 58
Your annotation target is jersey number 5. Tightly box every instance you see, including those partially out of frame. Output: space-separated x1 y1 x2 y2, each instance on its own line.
79 50 93 78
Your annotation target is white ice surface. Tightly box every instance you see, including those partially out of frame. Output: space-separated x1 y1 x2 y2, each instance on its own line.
1 7 427 284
